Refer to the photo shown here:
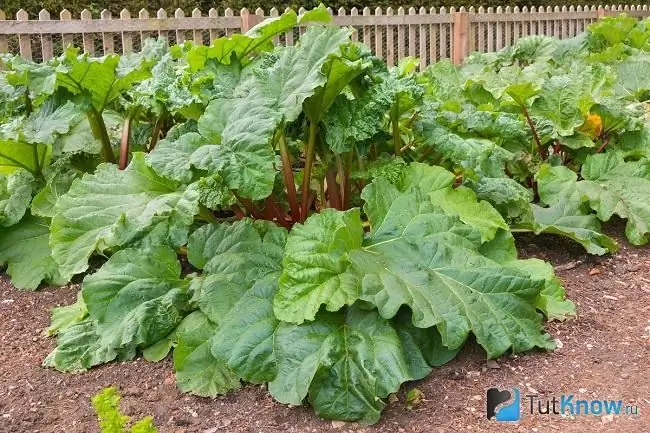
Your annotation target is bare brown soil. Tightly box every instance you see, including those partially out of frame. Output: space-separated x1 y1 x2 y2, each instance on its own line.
1 223 649 433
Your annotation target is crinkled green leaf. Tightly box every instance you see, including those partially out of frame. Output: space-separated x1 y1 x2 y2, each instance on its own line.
0 214 65 290
173 311 241 396
47 292 87 336
54 110 123 156
43 318 118 372
0 169 33 227
269 306 435 424
480 229 575 321
274 209 363 324
530 75 589 137
146 132 204 184
81 246 191 355
188 220 286 323
516 199 618 255
536 164 578 206
429 186 508 242
56 52 152 112
472 176 534 219
211 272 280 383
50 153 199 280
578 152 650 245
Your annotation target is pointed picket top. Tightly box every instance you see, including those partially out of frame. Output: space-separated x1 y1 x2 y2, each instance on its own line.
224 8 234 17
429 7 437 14
351 7 359 16
60 9 72 19
139 9 149 18
408 6 416 15
101 9 111 19
478 6 484 13
569 5 575 11
522 6 529 12
561 5 568 12
546 6 552 12
513 6 520 13
120 9 130 19
496 6 503 13
255 7 264 17
298 7 307 14
326 7 334 14
337 7 346 16
487 7 494 13
175 8 184 18
440 6 447 14
16 9 29 20
397 6 405 15
505 6 511 13
419 7 427 15
459 6 466 12
39 9 50 20
363 7 371 16
208 8 218 17
80 9 92 19
469 6 476 13
376 7 383 16
270 7 279 17
157 8 167 18
576 5 583 11
530 6 536 12
449 6 456 14
192 8 201 17
240 8 250 17
386 7 394 15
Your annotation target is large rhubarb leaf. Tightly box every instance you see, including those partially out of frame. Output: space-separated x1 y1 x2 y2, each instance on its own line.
516 200 618 255
268 306 437 424
46 246 192 372
188 220 286 323
578 152 650 245
0 214 65 290
50 153 199 280
173 311 241 396
480 229 575 321
274 209 363 324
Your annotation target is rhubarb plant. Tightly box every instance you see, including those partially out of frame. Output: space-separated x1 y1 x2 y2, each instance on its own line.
9 8 650 426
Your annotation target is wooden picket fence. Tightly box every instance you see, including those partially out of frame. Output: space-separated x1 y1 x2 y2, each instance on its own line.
0 5 649 66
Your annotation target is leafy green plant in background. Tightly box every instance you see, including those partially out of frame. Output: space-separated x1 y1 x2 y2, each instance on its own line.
92 387 157 433
3 8 650 425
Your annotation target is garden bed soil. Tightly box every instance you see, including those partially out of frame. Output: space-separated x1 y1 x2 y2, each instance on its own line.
1 222 649 433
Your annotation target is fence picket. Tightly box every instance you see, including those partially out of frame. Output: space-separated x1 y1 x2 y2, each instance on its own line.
17 9 32 60
120 9 132 53
419 7 427 69
192 8 202 44
375 7 383 59
39 10 53 60
101 10 114 54
386 7 394 66
397 7 405 60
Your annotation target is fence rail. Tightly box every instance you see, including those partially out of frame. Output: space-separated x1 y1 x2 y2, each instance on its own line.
0 5 649 66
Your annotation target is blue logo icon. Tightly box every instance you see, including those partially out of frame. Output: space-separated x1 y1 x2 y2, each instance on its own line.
487 387 521 422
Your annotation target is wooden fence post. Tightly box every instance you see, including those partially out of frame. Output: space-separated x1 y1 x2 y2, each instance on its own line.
453 9 469 65
241 8 263 32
